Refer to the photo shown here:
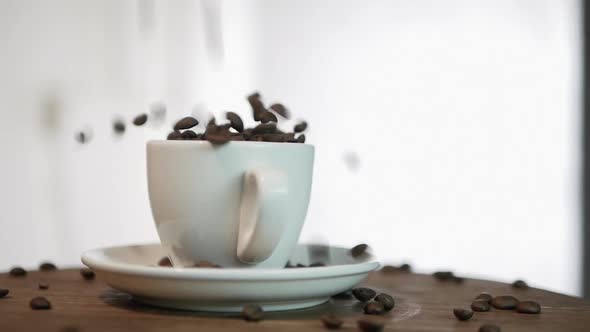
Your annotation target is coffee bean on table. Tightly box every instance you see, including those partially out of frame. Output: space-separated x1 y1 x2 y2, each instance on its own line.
39 262 57 271
479 324 501 332
512 280 529 289
39 282 49 290
516 301 541 314
296 134 306 143
332 290 353 300
352 288 376 302
174 116 199 131
294 121 308 133
350 244 368 258
133 113 148 126
113 120 125 134
475 292 493 304
181 130 198 140
80 268 95 280
432 271 454 281
269 103 290 119
491 295 519 310
225 112 244 132
9 267 26 277
167 131 183 140
364 302 385 315
158 257 173 267
30 296 51 310
241 304 263 321
357 317 385 332
259 111 278 124
453 308 473 321
400 263 411 272
321 315 343 329
0 288 9 298
374 293 395 311
471 300 491 312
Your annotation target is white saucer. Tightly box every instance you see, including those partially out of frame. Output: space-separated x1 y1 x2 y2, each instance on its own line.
81 243 379 312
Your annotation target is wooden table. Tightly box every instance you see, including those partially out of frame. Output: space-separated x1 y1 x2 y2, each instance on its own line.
0 268 589 331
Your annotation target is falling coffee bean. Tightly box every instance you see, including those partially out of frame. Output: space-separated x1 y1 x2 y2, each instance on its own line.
432 271 455 281
471 300 491 312
241 304 263 321
269 103 290 119
259 111 278 124
453 308 473 321
133 113 148 126
247 93 266 121
181 130 198 140
30 296 51 310
296 134 306 143
332 290 353 300
174 116 199 131
364 302 385 315
357 317 385 332
512 280 529 289
39 282 49 290
167 131 183 140
491 295 519 310
475 292 493 304
226 112 244 132
294 121 308 133
9 267 26 277
158 257 173 267
321 314 343 329
39 262 57 271
0 288 9 298
352 287 376 302
516 301 541 314
350 244 369 258
80 268 95 280
374 293 395 311
74 131 89 144
479 324 501 332
113 120 125 134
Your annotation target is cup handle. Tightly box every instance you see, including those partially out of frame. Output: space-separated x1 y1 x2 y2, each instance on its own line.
237 167 289 264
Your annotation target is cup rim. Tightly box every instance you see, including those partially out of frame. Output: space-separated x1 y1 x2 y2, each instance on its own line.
147 140 314 149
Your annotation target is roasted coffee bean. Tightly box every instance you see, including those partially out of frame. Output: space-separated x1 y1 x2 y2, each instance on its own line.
133 113 148 126
0 288 9 298
247 93 266 121
39 262 57 271
364 302 385 315
158 257 172 267
352 287 376 302
516 301 541 314
479 324 501 332
30 296 51 310
475 292 493 304
309 262 325 267
471 300 491 312
374 293 395 311
357 317 385 332
321 314 343 329
80 268 95 280
252 123 277 135
167 131 183 140
74 131 89 144
296 134 306 143
174 116 199 131
226 112 244 132
294 121 308 133
400 263 411 272
9 267 26 277
350 244 368 258
260 111 278 124
332 290 353 300
491 295 519 310
433 271 455 281
453 308 473 321
241 304 263 321
39 282 49 290
206 133 231 145
269 103 290 119
181 130 198 140
113 120 125 134
194 261 221 268
512 280 529 289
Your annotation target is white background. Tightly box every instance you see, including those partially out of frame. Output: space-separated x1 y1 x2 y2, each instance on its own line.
0 0 582 295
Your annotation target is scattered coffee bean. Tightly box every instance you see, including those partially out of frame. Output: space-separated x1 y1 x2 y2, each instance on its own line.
260 111 278 123
74 131 89 144
113 120 125 134
193 261 222 268
252 123 277 135
374 293 395 311
0 288 9 298
158 257 173 267
174 116 199 131
269 103 290 119
80 268 95 280
9 267 26 277
471 300 491 312
516 301 541 314
181 130 198 140
512 280 529 289
350 244 368 258
321 314 343 329
357 317 385 332
133 113 148 126
352 287 376 302
241 304 263 322
475 292 493 304
479 324 501 332
296 134 306 143
294 121 308 133
167 131 183 140
39 262 57 271
309 262 326 267
453 308 473 321
364 302 385 315
491 295 519 310
225 112 244 132
432 271 455 281
30 296 51 310
332 290 353 300
39 282 49 290
400 263 412 272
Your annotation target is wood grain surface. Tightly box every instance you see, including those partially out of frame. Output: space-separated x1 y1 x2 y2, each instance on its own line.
0 268 588 331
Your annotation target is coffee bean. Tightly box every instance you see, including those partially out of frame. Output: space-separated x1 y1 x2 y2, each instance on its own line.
9 267 26 277
471 300 491 312
174 116 199 131
0 288 9 298
321 314 343 329
30 296 51 310
252 123 277 135
475 292 493 304
332 290 353 300
352 288 376 302
516 301 541 314
74 131 89 144
294 121 308 133
80 268 95 280
39 282 49 290
309 262 325 267
374 293 395 311
241 304 263 321
296 134 306 143
357 317 385 332
512 279 529 289
158 257 173 267
269 103 290 119
167 131 183 140
206 133 231 145
133 113 148 126
181 130 198 140
113 120 125 134
39 262 57 271
491 295 519 310
400 263 411 272
350 243 368 258
260 111 278 124
193 261 222 268
247 93 266 121
364 302 385 315
479 324 501 332
432 271 455 281
453 308 473 321
226 112 244 132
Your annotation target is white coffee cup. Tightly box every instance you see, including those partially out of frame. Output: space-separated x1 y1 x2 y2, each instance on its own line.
147 140 315 268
